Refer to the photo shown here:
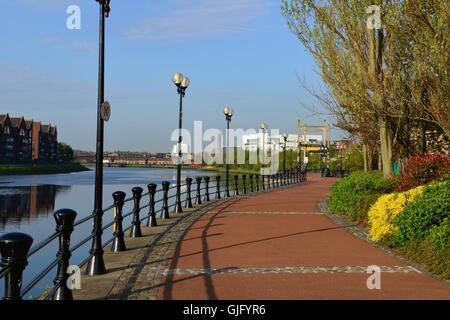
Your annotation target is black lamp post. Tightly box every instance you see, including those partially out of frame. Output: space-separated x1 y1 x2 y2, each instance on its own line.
319 145 323 176
260 123 267 175
86 0 111 276
282 133 287 173
172 72 190 214
223 107 234 197
290 147 293 169
298 140 302 169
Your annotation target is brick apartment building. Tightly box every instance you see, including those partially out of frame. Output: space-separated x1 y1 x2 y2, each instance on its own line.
0 113 59 162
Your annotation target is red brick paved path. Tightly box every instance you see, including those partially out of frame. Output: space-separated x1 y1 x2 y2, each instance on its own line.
157 174 450 300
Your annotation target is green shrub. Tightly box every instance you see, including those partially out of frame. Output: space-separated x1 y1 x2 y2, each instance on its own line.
392 181 450 248
395 236 450 280
352 193 381 225
328 170 390 221
388 154 450 192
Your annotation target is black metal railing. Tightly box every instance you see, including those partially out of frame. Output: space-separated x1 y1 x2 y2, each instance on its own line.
0 167 307 300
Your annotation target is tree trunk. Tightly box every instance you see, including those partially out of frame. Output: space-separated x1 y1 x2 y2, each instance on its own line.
367 148 374 171
363 143 368 172
379 117 394 178
420 119 427 155
378 146 382 170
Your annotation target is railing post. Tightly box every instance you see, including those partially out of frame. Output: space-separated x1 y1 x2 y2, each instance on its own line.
234 175 239 195
146 184 157 227
86 212 106 275
242 175 247 194
195 177 202 205
130 187 143 238
272 174 275 189
112 191 126 252
283 170 286 186
0 232 33 300
204 176 210 202
215 175 221 199
249 174 254 192
185 178 193 208
266 174 270 190
162 181 170 219
255 174 259 192
53 209 77 300
276 173 280 188
261 174 265 190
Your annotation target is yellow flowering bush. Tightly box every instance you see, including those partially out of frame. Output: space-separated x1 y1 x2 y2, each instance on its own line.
367 185 425 242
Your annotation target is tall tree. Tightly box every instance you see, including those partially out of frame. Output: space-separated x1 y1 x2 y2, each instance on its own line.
281 0 449 177
59 142 74 162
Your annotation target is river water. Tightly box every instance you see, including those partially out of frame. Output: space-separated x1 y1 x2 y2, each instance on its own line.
0 166 216 299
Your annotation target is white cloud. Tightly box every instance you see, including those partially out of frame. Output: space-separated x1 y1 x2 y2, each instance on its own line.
40 37 97 52
123 0 274 41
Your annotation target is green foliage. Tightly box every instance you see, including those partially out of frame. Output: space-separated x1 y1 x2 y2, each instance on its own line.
28 285 52 300
342 148 364 171
59 142 74 162
392 181 450 249
354 193 381 225
395 236 450 280
0 163 89 176
328 170 390 221
388 154 450 192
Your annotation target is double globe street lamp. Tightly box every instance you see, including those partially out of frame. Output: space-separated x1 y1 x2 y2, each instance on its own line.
223 107 234 197
172 72 190 213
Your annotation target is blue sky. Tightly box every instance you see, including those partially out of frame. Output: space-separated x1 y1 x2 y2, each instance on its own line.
0 0 343 152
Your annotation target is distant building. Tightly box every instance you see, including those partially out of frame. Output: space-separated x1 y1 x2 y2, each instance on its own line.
331 140 351 150
0 114 15 160
32 122 58 161
0 113 58 162
242 133 320 152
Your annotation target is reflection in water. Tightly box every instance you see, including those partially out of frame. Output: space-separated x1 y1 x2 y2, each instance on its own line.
0 185 71 229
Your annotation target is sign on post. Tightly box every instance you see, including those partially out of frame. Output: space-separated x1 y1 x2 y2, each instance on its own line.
101 101 111 122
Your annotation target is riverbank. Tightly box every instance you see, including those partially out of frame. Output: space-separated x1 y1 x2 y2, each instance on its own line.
84 163 260 174
0 162 90 176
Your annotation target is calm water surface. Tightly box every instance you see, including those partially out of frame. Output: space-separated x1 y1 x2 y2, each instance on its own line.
0 167 215 299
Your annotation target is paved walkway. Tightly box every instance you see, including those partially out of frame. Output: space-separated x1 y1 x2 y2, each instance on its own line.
74 173 450 300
